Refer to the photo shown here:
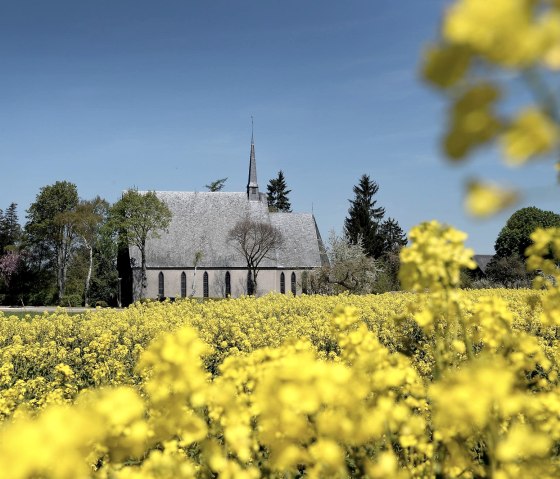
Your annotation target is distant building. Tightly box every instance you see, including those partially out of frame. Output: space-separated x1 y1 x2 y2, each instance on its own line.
129 134 327 300
472 254 494 278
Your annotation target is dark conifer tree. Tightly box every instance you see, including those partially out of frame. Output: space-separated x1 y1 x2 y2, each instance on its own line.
267 170 292 212
0 203 22 253
205 178 228 192
378 217 407 252
344 174 385 258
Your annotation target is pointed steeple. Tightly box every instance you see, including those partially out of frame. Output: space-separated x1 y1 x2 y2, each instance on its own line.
247 117 260 201
251 115 254 145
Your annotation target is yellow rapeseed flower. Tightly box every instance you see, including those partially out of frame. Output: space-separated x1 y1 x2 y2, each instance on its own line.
422 43 471 88
443 0 555 67
501 108 558 164
464 180 518 217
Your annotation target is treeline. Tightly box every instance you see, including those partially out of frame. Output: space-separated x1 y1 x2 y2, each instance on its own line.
0 181 171 307
464 206 560 289
0 174 408 305
0 182 116 306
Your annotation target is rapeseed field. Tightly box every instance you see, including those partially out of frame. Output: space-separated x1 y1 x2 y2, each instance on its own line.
1 223 560 478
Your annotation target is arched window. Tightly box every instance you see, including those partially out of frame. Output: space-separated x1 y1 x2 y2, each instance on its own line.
280 272 285 294
158 272 165 299
225 271 231 297
302 271 308 295
291 272 296 295
247 271 254 295
181 272 187 298
203 271 209 298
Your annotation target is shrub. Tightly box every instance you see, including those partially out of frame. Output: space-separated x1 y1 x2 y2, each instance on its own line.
58 294 83 307
486 255 533 288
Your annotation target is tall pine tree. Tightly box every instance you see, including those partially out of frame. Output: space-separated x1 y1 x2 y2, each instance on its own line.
378 217 407 252
267 170 292 212
205 178 227 192
0 203 22 253
344 174 385 258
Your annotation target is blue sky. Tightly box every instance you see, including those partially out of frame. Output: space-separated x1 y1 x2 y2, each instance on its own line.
1 0 558 253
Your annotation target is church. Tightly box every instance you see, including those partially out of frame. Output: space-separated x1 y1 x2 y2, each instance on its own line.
129 134 328 300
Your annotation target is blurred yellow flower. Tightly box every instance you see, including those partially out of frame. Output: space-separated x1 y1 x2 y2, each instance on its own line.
501 108 558 164
443 0 558 67
0 284 559 477
464 180 518 217
444 84 502 160
399 220 476 291
496 424 551 462
422 43 471 88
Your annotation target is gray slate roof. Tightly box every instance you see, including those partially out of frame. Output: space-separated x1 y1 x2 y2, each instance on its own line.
131 191 326 269
269 212 328 268
473 254 494 273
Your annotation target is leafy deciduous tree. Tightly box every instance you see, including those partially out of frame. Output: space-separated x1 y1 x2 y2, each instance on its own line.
71 197 110 306
25 181 79 301
494 206 560 259
110 189 172 298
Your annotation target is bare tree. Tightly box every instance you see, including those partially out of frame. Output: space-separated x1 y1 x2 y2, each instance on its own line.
228 218 283 295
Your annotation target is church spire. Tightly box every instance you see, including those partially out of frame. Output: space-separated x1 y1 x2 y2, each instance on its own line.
247 116 260 201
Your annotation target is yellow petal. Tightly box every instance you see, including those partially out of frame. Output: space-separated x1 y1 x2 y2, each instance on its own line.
464 180 518 217
501 108 558 164
422 43 471 89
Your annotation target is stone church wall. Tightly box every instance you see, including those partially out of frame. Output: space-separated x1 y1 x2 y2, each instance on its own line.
137 268 310 300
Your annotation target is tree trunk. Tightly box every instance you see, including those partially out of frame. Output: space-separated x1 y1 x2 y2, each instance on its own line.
84 244 93 307
57 248 65 302
190 251 203 297
57 274 64 302
58 227 73 303
252 269 258 297
61 260 69 302
140 246 147 299
190 265 198 297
